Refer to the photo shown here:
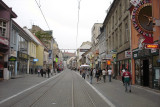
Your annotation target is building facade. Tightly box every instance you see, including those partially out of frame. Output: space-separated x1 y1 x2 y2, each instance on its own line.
0 0 17 80
103 0 131 79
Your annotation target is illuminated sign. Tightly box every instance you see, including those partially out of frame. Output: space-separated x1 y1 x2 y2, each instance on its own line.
33 59 39 62
145 44 159 49
107 60 111 65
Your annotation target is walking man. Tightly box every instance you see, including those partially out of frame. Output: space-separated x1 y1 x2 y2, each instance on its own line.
102 69 106 83
47 68 50 78
122 69 132 92
108 68 112 82
90 68 93 84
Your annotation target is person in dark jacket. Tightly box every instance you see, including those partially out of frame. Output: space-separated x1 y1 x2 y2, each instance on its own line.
40 69 43 77
90 68 93 84
47 68 50 78
95 70 100 83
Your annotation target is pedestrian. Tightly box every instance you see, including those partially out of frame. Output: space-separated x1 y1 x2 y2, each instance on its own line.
90 68 93 84
40 68 43 77
82 69 86 79
93 68 96 78
121 68 125 85
108 68 112 82
122 69 132 92
95 70 100 83
99 69 102 81
87 69 89 78
47 68 50 78
102 69 106 83
43 69 46 77
37 68 40 77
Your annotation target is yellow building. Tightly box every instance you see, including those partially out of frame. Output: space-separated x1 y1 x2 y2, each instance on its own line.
36 45 44 68
28 41 37 73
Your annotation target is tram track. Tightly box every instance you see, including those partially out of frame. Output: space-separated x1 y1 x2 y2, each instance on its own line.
71 71 97 107
9 72 65 107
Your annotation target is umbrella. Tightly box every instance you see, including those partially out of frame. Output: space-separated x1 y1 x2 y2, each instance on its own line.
80 64 90 68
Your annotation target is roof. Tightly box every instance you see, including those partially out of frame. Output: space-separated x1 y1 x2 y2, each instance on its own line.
0 0 17 18
23 27 42 45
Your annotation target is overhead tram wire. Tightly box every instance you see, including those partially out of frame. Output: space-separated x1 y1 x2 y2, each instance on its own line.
34 0 50 30
76 0 82 50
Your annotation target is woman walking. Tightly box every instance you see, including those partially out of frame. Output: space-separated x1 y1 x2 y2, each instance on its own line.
95 70 100 83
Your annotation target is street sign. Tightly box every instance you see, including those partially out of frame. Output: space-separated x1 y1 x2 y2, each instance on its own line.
125 51 131 58
145 44 159 49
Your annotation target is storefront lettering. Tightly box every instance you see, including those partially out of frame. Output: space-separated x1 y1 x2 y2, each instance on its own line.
0 36 8 46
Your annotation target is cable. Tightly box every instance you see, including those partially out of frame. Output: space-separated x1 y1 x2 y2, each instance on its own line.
34 0 50 30
76 0 82 50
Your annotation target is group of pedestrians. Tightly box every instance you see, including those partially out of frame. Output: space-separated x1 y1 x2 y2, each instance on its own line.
37 68 51 78
80 67 132 93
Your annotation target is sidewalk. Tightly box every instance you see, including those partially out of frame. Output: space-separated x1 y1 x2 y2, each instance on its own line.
0 73 55 102
83 74 160 107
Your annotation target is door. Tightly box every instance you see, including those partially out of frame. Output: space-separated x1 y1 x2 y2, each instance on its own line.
143 59 149 86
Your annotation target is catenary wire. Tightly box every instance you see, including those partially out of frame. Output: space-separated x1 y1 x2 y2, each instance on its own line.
34 0 50 30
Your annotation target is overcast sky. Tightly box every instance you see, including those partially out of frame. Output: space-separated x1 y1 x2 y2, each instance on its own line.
4 0 113 52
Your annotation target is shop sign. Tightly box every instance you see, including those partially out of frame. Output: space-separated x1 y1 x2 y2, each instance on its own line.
145 44 159 49
106 54 112 59
10 50 17 57
112 54 116 58
55 58 58 62
107 60 111 65
48 50 52 59
132 0 153 44
33 59 39 62
130 0 141 7
9 56 16 61
0 36 9 46
80 49 89 52
133 53 138 58
125 51 131 58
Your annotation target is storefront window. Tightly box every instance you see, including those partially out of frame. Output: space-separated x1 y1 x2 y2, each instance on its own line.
153 56 160 89
135 59 141 85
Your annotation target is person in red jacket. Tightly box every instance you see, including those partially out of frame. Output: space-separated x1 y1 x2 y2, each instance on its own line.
122 69 132 92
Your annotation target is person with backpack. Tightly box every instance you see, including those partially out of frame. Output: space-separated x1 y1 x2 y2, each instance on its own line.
122 69 132 92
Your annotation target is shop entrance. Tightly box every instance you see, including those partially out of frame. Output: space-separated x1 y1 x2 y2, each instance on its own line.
143 59 149 86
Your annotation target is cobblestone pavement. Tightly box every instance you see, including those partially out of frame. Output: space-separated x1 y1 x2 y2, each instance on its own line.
0 69 160 107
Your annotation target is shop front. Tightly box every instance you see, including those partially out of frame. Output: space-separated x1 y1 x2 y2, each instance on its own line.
17 51 29 75
0 37 9 80
0 53 4 80
133 49 160 90
116 50 131 80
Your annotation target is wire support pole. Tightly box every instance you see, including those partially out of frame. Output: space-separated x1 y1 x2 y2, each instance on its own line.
34 0 50 30
76 0 82 50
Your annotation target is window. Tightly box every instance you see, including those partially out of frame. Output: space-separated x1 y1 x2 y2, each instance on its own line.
0 20 7 37
125 23 129 42
119 27 122 46
119 3 122 20
12 29 16 44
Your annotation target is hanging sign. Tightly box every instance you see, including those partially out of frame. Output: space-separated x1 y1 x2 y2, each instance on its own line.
8 56 16 61
130 0 141 7
145 44 159 49
33 59 39 62
132 0 153 44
